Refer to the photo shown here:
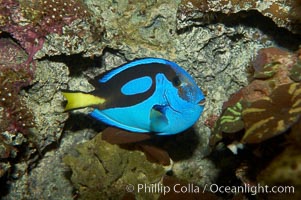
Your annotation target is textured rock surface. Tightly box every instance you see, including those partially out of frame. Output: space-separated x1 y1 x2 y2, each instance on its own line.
177 0 301 33
1 0 301 199
2 128 97 200
1 59 70 199
23 60 69 150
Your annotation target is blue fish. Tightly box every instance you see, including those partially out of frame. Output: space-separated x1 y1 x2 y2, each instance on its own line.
62 58 205 135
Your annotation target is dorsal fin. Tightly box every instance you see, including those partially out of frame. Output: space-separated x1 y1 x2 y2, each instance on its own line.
98 58 170 83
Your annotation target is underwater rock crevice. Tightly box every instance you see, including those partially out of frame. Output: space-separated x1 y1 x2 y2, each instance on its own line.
62 113 105 134
38 53 101 78
177 9 301 50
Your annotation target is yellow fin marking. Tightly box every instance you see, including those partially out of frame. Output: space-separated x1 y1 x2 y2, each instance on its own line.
62 92 105 111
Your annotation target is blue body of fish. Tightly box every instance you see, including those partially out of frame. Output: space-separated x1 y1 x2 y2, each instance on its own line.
63 58 205 135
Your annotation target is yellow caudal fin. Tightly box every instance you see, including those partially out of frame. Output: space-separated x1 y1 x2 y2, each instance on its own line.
62 92 105 111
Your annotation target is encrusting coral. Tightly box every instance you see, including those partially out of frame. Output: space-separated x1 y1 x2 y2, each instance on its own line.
210 46 301 199
0 0 90 62
241 83 301 143
63 133 167 200
212 47 301 144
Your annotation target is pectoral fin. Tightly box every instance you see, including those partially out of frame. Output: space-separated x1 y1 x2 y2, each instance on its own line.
150 105 169 132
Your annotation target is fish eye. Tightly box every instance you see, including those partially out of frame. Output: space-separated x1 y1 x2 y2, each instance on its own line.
172 76 181 87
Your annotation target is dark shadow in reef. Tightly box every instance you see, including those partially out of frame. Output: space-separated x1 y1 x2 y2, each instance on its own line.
206 132 288 199
35 113 105 159
0 31 26 50
38 47 125 79
113 127 200 162
63 112 105 133
0 173 10 198
39 53 103 78
219 10 301 50
177 10 301 51
161 128 200 161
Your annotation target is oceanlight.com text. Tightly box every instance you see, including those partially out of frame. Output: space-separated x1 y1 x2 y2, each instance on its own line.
206 183 295 196
125 183 295 196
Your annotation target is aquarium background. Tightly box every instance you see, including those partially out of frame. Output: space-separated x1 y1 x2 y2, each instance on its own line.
0 0 301 199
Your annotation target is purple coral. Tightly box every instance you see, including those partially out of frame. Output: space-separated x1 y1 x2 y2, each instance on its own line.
0 0 90 63
0 38 35 178
0 38 34 135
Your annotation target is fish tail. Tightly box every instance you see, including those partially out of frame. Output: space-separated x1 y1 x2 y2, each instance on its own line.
62 91 105 111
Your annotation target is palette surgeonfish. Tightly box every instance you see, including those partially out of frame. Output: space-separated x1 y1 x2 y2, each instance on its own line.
62 58 205 135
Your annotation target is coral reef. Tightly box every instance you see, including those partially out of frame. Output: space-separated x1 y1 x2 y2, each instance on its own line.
31 0 292 197
85 0 179 60
35 18 104 58
1 0 301 199
63 133 167 200
0 0 91 61
211 46 301 199
212 47 301 144
0 0 85 184
0 40 68 198
242 83 301 143
177 0 301 33
0 38 68 195
0 38 34 178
